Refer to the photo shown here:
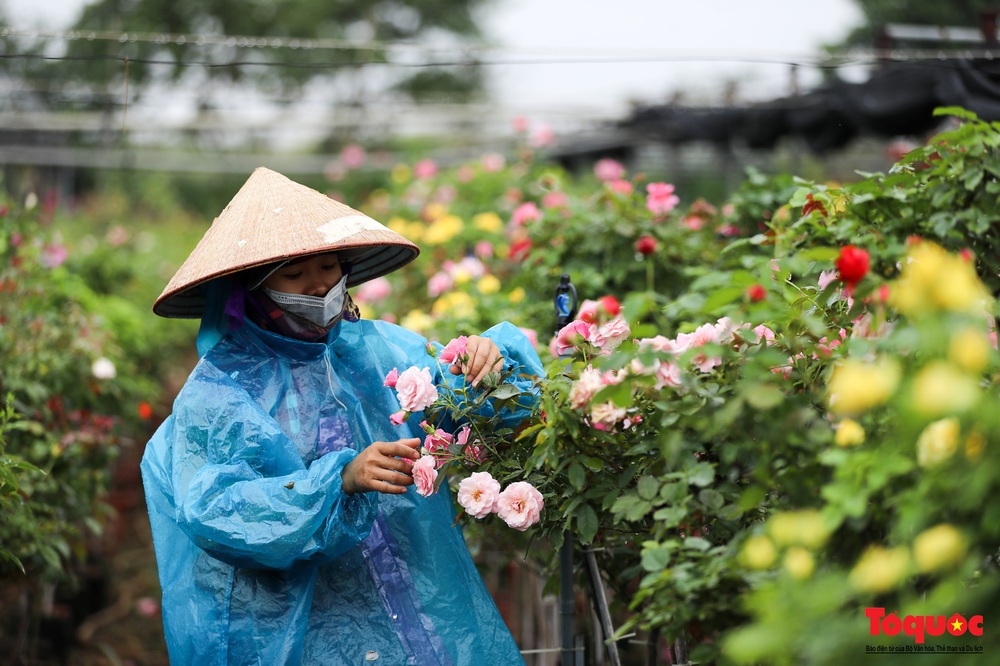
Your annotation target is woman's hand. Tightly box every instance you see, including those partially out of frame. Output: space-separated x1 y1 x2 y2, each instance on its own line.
341 438 420 495
449 335 504 388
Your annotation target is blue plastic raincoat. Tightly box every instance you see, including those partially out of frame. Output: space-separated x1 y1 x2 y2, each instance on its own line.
141 299 543 665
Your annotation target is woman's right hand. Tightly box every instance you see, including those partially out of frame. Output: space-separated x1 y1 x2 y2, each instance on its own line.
341 438 421 495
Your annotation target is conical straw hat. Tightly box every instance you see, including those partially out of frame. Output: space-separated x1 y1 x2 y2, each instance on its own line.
153 167 419 318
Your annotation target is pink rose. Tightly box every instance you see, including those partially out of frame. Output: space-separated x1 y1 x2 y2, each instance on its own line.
511 202 542 227
591 316 631 351
414 159 438 180
594 158 625 182
713 317 739 345
553 320 595 355
591 401 627 429
456 424 471 447
356 277 392 303
542 191 569 209
646 182 680 216
383 368 399 388
474 241 495 259
608 180 633 195
577 299 601 324
428 271 453 298
424 428 454 459
818 270 837 290
518 327 539 349
41 243 68 269
412 455 439 497
683 215 704 231
570 367 604 410
457 472 501 519
654 362 682 389
390 410 407 426
481 153 506 171
439 336 469 364
394 366 438 412
495 482 544 531
529 123 555 148
752 324 776 345
340 143 366 169
464 440 488 464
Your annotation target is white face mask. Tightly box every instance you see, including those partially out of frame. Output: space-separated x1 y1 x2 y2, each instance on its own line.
263 274 348 327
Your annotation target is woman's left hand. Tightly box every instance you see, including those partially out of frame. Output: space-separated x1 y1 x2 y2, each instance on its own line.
449 335 504 388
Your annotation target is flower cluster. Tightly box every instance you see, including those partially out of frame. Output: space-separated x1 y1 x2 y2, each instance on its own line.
382 338 545 531
550 296 631 356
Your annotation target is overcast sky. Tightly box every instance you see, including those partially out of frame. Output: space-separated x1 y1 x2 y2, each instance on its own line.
3 0 866 131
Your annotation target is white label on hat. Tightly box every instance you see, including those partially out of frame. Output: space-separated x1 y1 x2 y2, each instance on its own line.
315 215 382 243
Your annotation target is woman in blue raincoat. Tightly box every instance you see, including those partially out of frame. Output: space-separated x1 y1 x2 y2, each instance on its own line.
142 167 542 665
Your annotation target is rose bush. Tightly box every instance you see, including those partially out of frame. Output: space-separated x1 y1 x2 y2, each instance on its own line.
337 108 1000 662
8 105 1000 662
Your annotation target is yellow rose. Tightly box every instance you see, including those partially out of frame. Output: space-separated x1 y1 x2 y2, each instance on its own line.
452 269 472 285
409 221 428 241
913 524 966 573
949 327 991 373
768 510 829 549
423 215 463 245
477 275 501 294
508 287 526 304
911 362 979 416
424 202 448 221
473 212 504 234
387 216 410 235
933 261 989 313
916 417 960 467
849 546 910 593
400 309 434 334
741 535 777 570
891 242 990 316
827 358 901 415
432 291 474 318
835 419 866 447
784 547 815 580
391 163 411 184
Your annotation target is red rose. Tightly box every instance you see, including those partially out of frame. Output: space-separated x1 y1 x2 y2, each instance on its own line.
138 402 153 420
835 245 870 288
508 239 532 262
745 284 767 302
599 295 621 317
635 234 658 256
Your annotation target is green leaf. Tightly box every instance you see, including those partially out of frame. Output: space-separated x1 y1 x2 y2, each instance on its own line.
688 463 715 488
934 106 979 121
568 462 586 491
741 382 785 410
698 489 725 511
703 286 745 312
738 486 766 511
641 545 672 572
682 537 711 551
797 246 839 262
637 475 659 500
626 498 653 522
488 384 522 401
653 505 687 526
576 504 599 544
